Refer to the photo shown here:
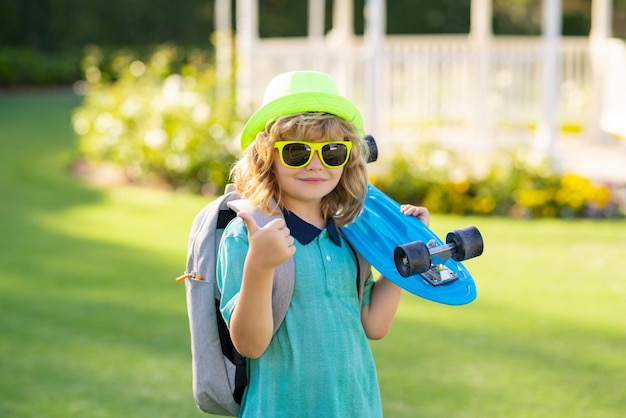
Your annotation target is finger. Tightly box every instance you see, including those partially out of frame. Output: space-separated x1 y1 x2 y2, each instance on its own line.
264 217 289 231
263 219 294 247
400 205 430 225
400 204 418 215
414 207 428 217
238 211 260 235
402 205 424 215
267 219 293 241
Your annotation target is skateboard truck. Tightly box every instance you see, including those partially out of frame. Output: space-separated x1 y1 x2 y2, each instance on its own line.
393 226 484 286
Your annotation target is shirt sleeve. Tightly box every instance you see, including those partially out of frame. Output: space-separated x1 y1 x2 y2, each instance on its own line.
216 217 249 327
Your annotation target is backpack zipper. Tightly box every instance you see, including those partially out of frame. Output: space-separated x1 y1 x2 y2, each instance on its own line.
175 272 203 282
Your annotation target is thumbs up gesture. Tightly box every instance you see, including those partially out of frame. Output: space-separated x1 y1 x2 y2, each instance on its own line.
238 212 296 270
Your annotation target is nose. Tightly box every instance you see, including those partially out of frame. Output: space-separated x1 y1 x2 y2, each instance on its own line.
306 150 324 169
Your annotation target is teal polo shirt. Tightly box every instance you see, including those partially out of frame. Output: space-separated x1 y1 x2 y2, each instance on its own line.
217 211 381 418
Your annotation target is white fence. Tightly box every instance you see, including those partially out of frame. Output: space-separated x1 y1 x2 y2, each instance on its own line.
239 35 624 153
601 38 626 138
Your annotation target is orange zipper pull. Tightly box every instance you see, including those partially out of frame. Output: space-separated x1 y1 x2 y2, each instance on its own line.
175 273 192 282
175 273 203 282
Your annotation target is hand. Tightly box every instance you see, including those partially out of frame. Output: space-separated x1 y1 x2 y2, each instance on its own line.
238 212 296 270
400 204 430 227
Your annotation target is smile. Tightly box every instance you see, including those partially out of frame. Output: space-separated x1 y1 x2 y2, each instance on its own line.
299 177 327 184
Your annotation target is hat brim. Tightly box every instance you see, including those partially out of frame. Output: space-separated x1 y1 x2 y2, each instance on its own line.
240 92 364 150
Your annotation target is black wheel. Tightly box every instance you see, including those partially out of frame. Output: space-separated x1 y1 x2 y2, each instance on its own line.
394 241 431 277
363 134 378 163
446 226 484 262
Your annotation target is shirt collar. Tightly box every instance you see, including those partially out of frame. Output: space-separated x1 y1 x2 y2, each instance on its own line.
283 210 342 247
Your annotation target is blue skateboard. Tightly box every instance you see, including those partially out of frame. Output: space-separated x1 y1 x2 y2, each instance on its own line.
340 183 483 305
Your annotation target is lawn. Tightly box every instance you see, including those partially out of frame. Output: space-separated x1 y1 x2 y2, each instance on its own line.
0 90 624 418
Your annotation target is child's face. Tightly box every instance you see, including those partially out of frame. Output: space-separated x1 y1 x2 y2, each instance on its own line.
272 142 344 210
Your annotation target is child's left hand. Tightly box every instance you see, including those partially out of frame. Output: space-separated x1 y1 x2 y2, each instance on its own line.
400 204 430 227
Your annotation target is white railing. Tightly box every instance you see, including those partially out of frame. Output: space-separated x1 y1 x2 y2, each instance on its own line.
241 35 622 150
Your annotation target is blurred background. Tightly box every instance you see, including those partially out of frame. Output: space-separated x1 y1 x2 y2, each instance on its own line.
1 1 625 417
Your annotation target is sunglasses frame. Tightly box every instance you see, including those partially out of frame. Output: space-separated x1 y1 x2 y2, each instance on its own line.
273 141 353 169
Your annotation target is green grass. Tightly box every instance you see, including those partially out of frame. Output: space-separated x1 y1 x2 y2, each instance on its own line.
1 90 625 417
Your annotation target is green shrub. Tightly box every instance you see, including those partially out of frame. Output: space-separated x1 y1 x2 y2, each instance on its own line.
72 44 239 194
0 47 83 87
371 142 624 218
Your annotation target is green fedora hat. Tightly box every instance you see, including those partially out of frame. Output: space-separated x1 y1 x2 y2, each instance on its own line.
239 70 364 150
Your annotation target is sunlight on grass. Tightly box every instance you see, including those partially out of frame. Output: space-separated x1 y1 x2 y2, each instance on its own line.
33 186 209 258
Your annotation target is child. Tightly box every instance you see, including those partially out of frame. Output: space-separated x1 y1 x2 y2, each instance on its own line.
216 71 429 417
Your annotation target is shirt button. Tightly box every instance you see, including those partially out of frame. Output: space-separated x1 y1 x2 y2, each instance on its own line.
326 255 331 262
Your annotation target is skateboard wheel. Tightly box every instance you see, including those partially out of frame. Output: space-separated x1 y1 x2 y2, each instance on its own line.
446 226 484 262
363 134 378 163
394 241 431 277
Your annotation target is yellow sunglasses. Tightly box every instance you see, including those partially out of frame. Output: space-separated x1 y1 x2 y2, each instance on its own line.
273 141 353 168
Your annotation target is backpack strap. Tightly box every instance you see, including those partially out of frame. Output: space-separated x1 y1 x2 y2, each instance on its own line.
226 199 295 334
354 244 371 308
340 230 371 308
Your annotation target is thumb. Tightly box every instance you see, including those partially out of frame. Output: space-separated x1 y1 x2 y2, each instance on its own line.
238 211 260 235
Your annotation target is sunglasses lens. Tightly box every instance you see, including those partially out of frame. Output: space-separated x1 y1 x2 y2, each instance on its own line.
322 143 348 167
282 143 312 167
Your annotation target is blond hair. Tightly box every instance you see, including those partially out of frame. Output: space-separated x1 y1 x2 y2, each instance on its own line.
231 113 369 226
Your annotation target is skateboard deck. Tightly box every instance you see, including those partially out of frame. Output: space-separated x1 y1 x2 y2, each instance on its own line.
340 184 479 305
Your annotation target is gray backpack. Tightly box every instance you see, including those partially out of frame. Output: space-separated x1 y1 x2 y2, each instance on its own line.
177 186 370 416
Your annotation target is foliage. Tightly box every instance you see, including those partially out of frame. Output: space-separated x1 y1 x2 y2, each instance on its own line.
0 47 83 87
72 44 239 194
4 0 623 51
357 0 471 34
371 142 624 218
0 43 210 88
0 0 213 51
